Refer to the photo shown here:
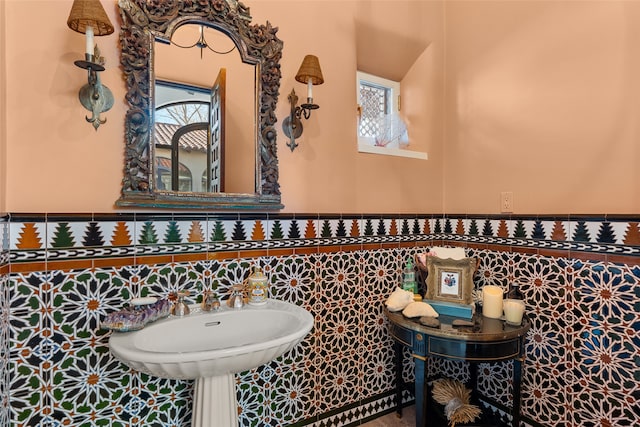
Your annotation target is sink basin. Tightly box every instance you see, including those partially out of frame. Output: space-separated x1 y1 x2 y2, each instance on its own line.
109 299 314 379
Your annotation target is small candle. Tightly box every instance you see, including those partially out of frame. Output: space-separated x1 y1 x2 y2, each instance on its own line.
307 80 313 100
482 285 503 319
503 299 526 325
85 25 95 57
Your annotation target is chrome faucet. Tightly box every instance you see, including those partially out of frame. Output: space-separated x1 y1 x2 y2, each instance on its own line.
170 290 191 316
227 285 246 309
201 290 220 312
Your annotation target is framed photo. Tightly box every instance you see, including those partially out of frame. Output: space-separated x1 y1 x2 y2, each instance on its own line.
425 256 476 305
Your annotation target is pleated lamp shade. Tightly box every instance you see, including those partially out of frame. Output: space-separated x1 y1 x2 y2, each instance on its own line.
67 0 114 35
295 55 324 85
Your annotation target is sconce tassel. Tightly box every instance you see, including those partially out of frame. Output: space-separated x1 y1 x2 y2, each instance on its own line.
78 66 114 131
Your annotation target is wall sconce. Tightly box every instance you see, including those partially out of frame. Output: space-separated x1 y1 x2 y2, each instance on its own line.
67 0 114 130
282 55 324 151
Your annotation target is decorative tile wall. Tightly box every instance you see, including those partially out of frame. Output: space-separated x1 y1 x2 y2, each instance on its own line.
1 213 639 426
6 254 406 426
1 215 9 427
0 271 8 427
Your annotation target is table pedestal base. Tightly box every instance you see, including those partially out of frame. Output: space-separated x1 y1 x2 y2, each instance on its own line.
386 309 530 427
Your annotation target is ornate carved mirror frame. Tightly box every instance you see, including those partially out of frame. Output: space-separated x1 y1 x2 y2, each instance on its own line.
116 0 283 209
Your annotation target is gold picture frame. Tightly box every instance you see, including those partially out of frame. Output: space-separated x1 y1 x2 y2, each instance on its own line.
425 256 476 305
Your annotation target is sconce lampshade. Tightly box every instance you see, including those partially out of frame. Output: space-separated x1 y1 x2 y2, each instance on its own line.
295 55 324 85
67 0 114 35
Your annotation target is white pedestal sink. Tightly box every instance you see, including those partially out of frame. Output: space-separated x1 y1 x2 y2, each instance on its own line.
108 299 314 427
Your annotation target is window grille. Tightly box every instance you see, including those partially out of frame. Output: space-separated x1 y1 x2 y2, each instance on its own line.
359 83 389 138
356 71 427 159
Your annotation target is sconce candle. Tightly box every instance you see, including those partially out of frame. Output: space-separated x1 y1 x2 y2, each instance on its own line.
85 25 94 56
482 285 503 319
307 80 313 100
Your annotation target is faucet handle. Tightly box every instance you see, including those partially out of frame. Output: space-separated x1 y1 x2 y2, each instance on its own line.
169 290 190 301
228 284 246 308
170 290 191 316
232 284 246 293
201 290 220 312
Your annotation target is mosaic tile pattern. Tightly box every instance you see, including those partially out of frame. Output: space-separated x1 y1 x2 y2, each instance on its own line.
6 249 408 426
472 253 569 426
0 269 8 427
570 261 640 426
2 213 640 426
0 214 10 427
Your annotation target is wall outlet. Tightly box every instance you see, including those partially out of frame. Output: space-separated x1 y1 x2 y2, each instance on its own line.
501 192 514 213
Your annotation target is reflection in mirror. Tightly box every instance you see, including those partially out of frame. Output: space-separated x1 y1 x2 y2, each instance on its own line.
154 82 209 192
154 24 255 195
117 0 283 209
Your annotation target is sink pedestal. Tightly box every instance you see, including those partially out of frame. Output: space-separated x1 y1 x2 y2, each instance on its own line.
108 300 314 426
192 374 238 427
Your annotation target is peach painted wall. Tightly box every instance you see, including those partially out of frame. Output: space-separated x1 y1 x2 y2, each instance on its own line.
3 0 444 214
0 0 6 213
443 0 640 214
4 0 124 213
250 1 445 214
6 1 638 215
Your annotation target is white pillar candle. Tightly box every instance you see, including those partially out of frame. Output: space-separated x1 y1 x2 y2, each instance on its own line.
482 285 503 319
503 299 526 325
85 25 95 56
307 80 313 100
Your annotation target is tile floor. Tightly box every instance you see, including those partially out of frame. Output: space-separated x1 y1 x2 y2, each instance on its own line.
361 405 415 426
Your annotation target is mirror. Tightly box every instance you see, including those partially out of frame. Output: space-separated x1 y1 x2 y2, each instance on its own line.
117 0 283 209
154 24 255 194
